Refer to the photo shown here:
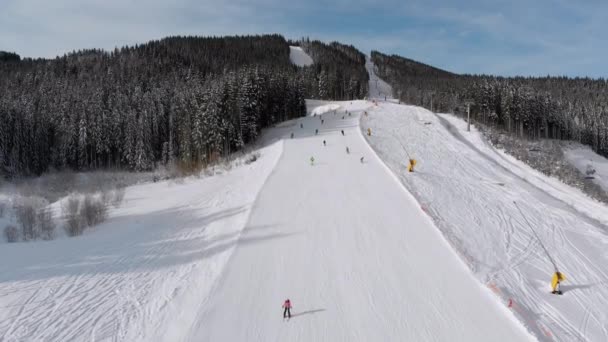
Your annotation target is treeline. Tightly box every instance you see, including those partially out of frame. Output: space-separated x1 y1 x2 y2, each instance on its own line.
298 39 369 100
371 51 608 157
0 35 367 177
0 51 20 62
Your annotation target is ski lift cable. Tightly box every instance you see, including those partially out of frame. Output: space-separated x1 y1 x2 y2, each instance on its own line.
513 201 559 273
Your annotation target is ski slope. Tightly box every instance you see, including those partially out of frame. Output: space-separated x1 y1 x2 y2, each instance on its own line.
0 144 282 342
187 100 533 341
1 57 540 341
289 46 313 67
564 143 608 193
366 56 393 100
363 102 608 341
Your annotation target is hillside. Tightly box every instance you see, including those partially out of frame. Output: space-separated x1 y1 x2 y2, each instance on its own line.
370 51 608 161
0 35 367 178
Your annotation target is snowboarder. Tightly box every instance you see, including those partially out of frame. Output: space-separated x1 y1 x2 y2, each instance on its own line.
310 157 315 166
315 129 319 135
346 147 350 154
283 299 292 319
323 140 326 146
341 130 345 136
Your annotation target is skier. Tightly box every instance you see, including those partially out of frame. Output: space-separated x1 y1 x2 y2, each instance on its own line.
346 147 350 154
310 156 315 166
341 130 345 136
407 158 417 172
300 123 303 129
323 140 326 146
360 156 364 163
290 132 294 139
315 129 319 135
552 271 566 295
321 119 324 125
349 112 351 117
342 116 344 119
283 299 292 319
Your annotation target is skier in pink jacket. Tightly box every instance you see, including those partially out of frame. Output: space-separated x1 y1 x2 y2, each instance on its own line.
283 299 292 319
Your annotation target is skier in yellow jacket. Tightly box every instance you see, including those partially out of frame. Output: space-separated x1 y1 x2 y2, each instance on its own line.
551 271 566 295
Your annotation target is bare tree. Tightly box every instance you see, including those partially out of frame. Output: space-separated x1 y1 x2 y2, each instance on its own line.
81 194 108 227
14 200 38 241
4 225 18 243
111 187 126 208
37 208 56 240
62 194 83 236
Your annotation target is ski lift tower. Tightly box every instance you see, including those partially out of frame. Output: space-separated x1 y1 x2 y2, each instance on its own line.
464 99 474 132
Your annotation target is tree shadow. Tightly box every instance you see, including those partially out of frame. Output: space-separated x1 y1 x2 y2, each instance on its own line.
291 308 326 318
0 205 291 284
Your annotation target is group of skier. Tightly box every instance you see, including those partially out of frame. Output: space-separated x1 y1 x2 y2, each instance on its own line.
306 110 366 166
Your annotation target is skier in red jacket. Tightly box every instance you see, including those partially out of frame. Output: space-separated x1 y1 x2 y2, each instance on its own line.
283 299 292 319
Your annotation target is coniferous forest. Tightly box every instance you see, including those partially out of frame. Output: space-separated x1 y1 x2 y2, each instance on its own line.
0 35 368 177
371 51 608 158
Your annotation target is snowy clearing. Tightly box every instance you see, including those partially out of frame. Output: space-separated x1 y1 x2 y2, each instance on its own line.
187 100 532 341
366 56 393 100
0 143 282 342
289 46 313 67
564 143 608 193
363 102 608 341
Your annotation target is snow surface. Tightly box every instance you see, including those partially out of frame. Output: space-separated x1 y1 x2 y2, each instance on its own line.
363 103 608 341
564 143 608 193
289 46 313 67
0 143 282 342
187 100 532 341
366 55 394 100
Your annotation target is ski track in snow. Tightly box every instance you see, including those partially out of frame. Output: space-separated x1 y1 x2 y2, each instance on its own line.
0 143 282 342
186 99 533 342
363 101 608 342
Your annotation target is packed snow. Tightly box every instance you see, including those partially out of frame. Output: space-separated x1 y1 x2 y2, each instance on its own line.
0 98 536 341
187 100 533 341
363 102 608 341
289 46 313 67
564 143 608 193
0 143 282 341
309 102 341 116
366 55 394 100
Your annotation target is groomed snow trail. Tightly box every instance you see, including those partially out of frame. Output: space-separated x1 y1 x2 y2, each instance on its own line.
188 100 533 341
363 102 608 341
0 143 282 342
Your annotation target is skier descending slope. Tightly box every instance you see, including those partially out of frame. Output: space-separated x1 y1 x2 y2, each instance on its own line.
282 299 292 319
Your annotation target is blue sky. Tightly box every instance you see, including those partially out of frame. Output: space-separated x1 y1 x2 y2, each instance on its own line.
1 0 606 77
